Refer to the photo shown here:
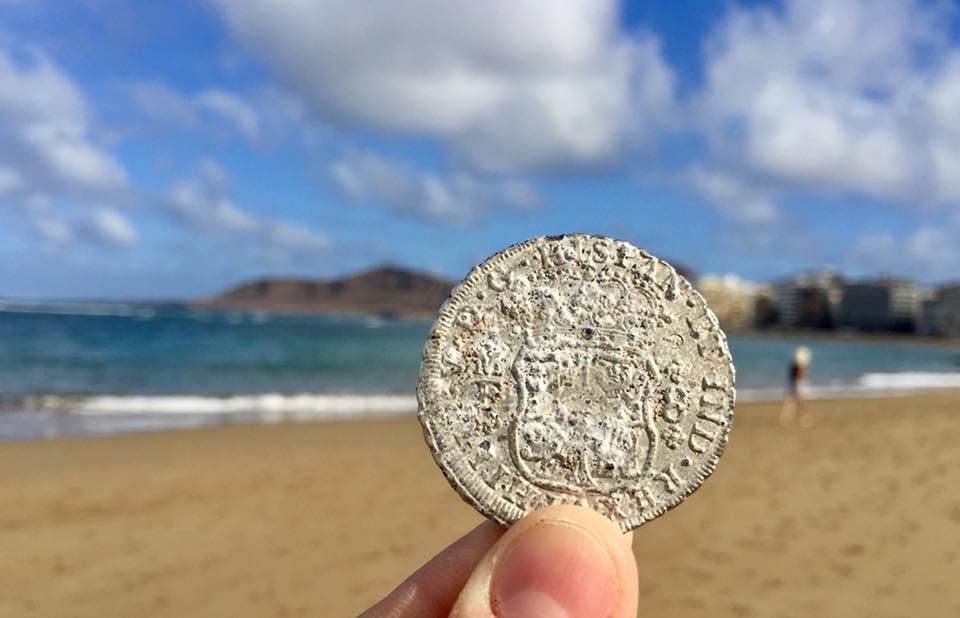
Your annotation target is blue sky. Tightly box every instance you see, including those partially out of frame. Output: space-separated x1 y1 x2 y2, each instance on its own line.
1 0 960 298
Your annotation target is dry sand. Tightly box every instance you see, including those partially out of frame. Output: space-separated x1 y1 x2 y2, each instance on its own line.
1 393 959 617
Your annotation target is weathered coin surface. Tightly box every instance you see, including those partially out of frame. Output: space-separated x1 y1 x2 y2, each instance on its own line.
417 234 735 531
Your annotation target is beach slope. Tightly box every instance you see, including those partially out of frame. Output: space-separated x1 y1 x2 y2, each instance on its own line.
1 393 958 617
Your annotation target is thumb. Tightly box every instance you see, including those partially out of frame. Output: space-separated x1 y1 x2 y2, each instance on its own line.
450 504 638 618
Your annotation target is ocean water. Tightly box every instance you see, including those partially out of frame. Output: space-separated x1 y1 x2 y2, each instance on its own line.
2 300 959 440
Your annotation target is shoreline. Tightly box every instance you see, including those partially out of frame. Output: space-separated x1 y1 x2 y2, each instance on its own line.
730 327 960 348
2 386 959 443
5 300 960 348
191 300 439 321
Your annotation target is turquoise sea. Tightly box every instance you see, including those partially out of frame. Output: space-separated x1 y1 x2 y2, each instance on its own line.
2 301 959 440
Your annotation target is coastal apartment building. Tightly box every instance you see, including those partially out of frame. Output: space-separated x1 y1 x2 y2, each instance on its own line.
838 279 920 332
775 271 844 329
696 274 759 331
920 284 960 337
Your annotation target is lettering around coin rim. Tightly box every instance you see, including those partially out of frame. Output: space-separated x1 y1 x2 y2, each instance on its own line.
417 234 735 531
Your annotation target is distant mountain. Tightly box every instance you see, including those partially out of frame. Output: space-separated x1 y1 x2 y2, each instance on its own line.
198 266 454 318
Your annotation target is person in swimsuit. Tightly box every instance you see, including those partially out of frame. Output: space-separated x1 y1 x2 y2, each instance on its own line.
780 346 812 427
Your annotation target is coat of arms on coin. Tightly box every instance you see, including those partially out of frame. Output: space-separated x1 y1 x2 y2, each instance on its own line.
417 234 735 531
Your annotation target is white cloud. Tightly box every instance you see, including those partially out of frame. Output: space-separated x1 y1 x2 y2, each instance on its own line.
694 0 960 212
928 55 960 202
165 163 328 253
198 157 230 190
24 193 50 210
9 0 960 284
127 80 315 148
0 46 87 127
850 230 899 265
128 81 198 126
82 208 138 247
0 166 22 195
264 221 331 253
0 46 126 196
168 179 257 233
929 55 960 133
0 43 319 258
850 222 960 280
31 211 72 244
195 88 260 140
500 180 540 211
903 225 960 277
21 122 126 190
211 0 674 172
16 198 137 249
0 43 135 252
330 149 539 225
686 166 778 224
742 79 914 196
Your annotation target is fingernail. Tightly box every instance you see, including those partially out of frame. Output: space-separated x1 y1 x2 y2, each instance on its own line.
491 520 617 618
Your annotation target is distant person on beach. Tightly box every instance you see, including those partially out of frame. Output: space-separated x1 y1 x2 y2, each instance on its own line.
780 346 812 428
360 504 638 617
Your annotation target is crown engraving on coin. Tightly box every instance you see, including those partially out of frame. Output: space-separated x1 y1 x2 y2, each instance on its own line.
417 234 735 531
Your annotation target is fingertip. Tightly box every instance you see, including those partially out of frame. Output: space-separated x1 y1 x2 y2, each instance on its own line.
525 505 639 618
452 505 639 618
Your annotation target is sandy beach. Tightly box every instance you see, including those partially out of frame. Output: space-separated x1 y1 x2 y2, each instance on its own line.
1 393 958 617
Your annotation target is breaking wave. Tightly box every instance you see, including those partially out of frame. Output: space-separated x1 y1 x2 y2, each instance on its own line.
30 393 418 420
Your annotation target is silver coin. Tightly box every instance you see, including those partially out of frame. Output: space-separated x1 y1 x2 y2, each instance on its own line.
417 234 735 531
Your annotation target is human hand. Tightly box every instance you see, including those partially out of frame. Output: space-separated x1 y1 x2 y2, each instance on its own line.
360 504 639 617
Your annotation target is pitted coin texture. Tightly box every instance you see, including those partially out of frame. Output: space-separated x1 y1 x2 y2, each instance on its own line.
417 234 735 531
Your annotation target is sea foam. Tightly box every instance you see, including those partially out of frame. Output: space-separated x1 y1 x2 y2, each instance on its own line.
6 372 960 441
856 371 960 390
36 371 960 419
67 393 418 420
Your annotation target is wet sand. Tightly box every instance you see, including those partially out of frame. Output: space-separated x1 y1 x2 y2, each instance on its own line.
1 393 958 617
